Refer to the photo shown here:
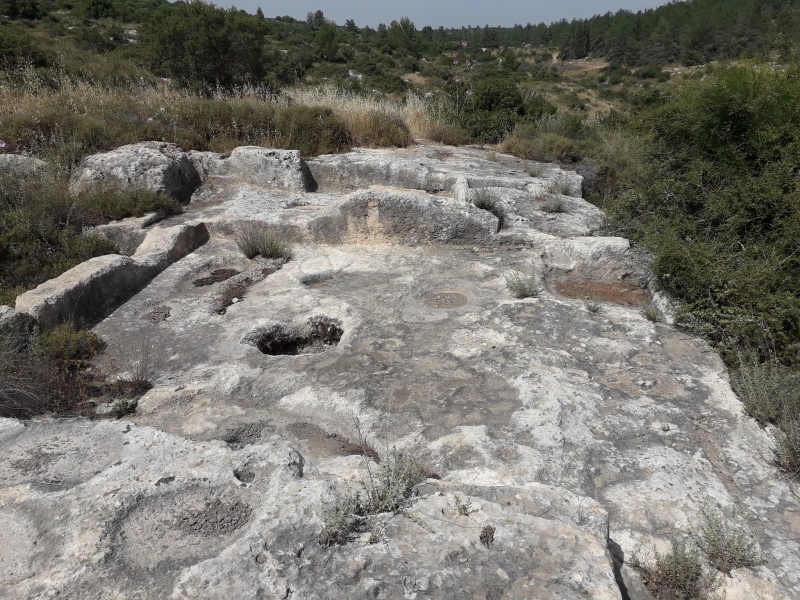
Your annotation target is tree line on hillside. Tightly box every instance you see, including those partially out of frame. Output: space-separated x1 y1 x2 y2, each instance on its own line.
4 0 800 89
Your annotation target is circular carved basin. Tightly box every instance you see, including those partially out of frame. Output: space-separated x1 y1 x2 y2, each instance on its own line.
422 290 468 309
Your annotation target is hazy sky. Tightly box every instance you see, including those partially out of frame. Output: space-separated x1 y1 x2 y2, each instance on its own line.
219 0 672 28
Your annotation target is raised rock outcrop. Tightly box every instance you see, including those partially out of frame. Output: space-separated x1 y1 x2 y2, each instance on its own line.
15 222 208 328
0 306 34 337
189 146 318 192
309 186 499 245
70 142 201 201
1 144 796 600
309 145 581 195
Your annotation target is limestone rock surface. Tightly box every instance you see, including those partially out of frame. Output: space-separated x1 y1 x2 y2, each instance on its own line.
189 146 317 192
1 144 797 600
309 145 582 195
0 306 34 337
15 223 208 327
70 141 201 201
309 186 499 245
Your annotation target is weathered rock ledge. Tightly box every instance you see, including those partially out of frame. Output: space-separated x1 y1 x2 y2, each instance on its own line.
1 143 797 600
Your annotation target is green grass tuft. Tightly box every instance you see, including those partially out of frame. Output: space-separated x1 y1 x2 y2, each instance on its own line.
235 224 293 260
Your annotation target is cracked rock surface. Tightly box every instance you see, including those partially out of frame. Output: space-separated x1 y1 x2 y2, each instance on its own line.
2 144 798 599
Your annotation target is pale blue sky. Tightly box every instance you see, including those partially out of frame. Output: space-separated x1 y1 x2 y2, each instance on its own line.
220 0 672 28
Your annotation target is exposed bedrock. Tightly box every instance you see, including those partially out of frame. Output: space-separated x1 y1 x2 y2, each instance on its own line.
15 222 208 328
1 144 795 600
189 146 318 192
69 143 317 201
308 146 583 196
69 141 202 201
308 186 499 245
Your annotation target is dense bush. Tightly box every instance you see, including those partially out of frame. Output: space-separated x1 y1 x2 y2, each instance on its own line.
0 173 117 303
139 0 268 89
0 27 54 70
273 106 352 156
449 77 526 143
1 322 105 418
34 322 105 367
611 65 800 364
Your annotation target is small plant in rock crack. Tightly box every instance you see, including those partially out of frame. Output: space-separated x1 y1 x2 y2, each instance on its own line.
352 416 380 462
115 397 138 418
546 175 573 196
453 494 474 516
695 504 760 574
584 295 603 314
504 271 542 299
643 301 660 322
630 539 719 600
471 188 506 232
525 162 545 178
235 223 293 260
108 329 167 392
319 447 429 547
215 278 252 314
541 197 568 214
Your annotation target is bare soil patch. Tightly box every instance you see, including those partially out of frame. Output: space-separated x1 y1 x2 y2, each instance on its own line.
553 280 649 306
422 290 468 308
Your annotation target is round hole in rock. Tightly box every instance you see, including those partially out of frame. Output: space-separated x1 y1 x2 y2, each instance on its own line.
253 316 343 356
234 467 255 483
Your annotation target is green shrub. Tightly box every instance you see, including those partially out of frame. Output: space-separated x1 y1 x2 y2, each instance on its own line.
631 540 719 600
605 64 800 366
139 1 268 89
235 224 293 260
731 350 800 424
115 397 139 418
449 77 526 143
273 105 352 156
775 418 800 474
0 173 178 304
2 94 353 169
0 27 55 70
696 505 760 574
502 126 583 163
504 271 542 299
34 323 105 367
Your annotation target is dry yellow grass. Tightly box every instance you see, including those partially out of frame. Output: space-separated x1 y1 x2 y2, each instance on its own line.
1 68 455 156
401 72 428 85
